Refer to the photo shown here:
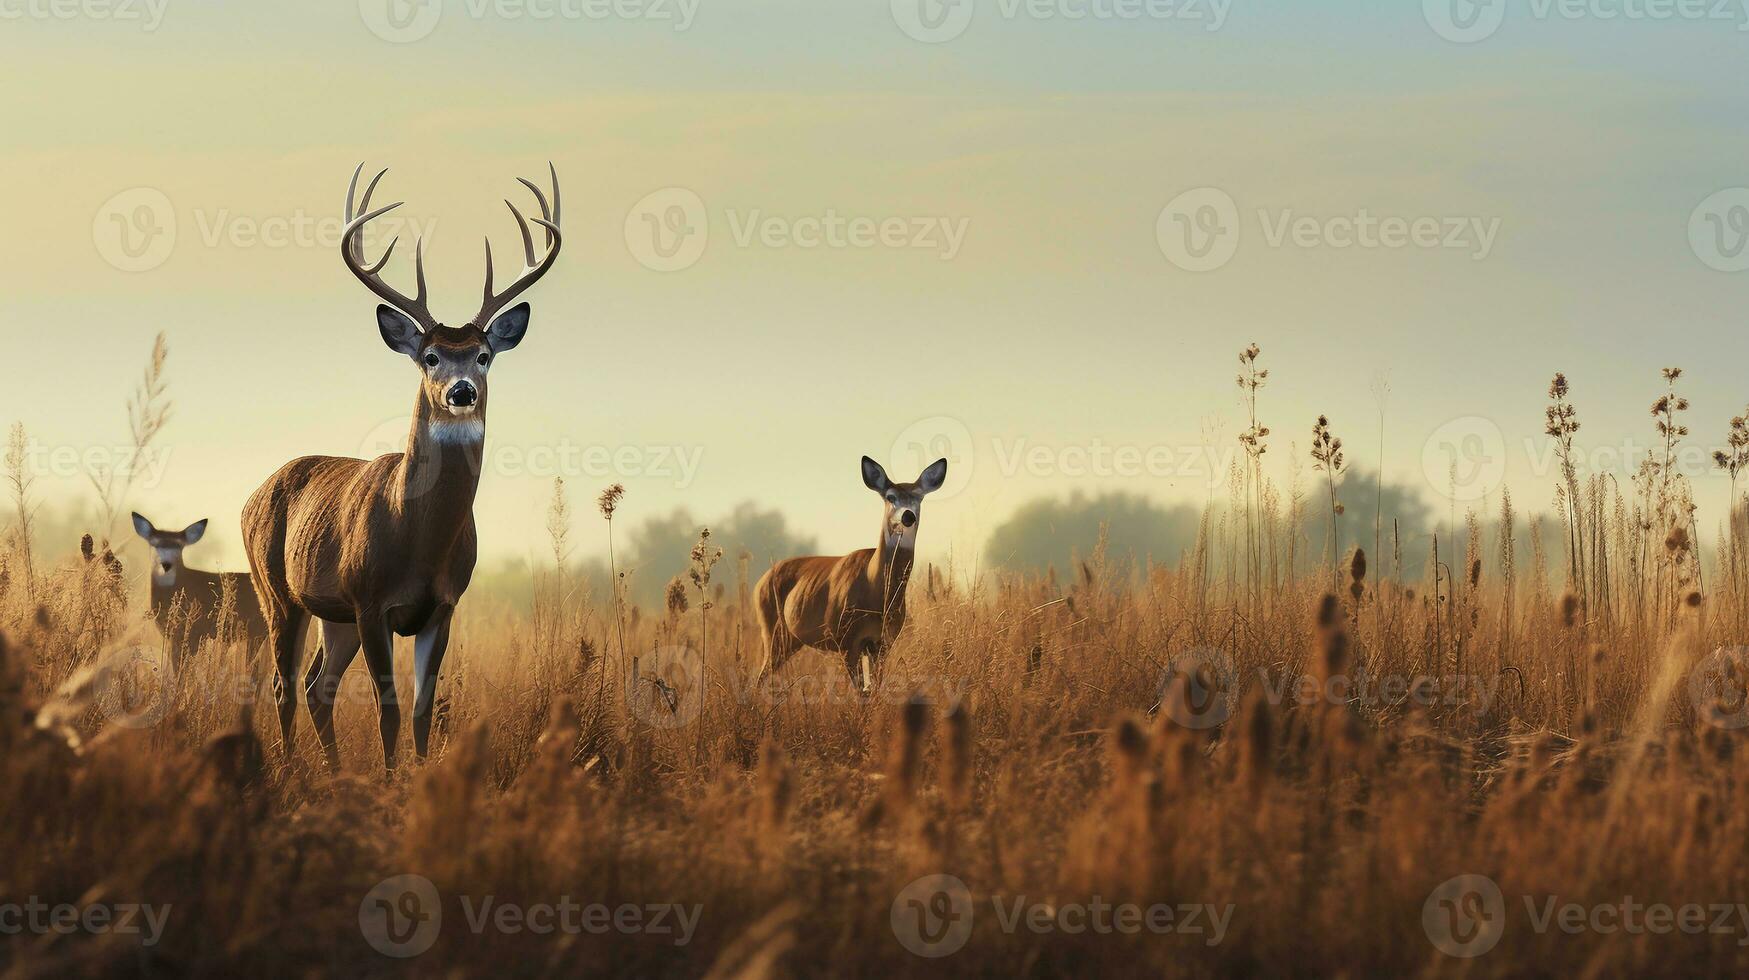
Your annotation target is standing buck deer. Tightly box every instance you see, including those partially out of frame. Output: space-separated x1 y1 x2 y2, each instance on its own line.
754 456 947 694
132 512 267 657
242 163 561 770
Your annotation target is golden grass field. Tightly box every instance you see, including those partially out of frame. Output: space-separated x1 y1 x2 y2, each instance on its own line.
6 355 1749 978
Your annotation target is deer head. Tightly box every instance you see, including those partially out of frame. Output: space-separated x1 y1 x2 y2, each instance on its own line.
340 163 562 439
131 512 208 588
861 456 948 551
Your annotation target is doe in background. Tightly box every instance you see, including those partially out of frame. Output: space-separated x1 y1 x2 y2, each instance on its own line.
132 512 266 659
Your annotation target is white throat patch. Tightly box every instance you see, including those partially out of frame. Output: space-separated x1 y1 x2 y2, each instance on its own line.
426 418 485 445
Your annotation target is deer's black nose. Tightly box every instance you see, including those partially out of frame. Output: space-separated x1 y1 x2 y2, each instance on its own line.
446 380 478 407
900 510 916 528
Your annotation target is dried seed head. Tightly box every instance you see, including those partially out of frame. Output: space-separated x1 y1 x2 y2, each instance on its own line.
597 483 625 520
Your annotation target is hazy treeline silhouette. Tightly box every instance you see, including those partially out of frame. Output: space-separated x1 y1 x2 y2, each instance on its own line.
977 469 1558 586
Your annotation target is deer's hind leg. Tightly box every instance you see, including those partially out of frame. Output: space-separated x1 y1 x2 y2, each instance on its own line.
754 579 794 684
305 620 361 771
267 607 312 759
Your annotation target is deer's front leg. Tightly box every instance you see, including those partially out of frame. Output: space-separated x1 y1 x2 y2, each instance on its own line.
845 638 879 699
356 609 401 772
412 604 454 761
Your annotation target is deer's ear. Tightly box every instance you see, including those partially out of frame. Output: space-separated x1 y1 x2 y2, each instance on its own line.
917 458 949 494
486 302 530 354
377 305 423 359
181 519 208 545
861 456 891 494
131 512 154 540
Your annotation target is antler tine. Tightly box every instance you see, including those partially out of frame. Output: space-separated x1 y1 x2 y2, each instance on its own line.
339 167 436 330
481 236 496 306
413 236 428 307
513 162 561 244
506 200 537 268
473 166 563 327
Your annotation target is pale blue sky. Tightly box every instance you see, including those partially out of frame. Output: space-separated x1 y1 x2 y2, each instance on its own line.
4 0 1747 568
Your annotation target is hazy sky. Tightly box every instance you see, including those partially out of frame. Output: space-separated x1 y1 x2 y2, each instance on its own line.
5 0 1748 571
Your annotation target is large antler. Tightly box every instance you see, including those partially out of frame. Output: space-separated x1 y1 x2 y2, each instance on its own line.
341 164 437 331
473 163 562 328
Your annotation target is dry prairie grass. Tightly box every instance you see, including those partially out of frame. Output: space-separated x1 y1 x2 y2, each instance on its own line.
6 351 1749 977
3 524 1749 978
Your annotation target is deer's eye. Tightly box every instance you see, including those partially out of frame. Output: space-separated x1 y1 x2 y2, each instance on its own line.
477 352 490 367
423 351 440 368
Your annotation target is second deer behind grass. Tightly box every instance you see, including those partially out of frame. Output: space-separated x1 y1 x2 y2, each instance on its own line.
754 455 947 693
